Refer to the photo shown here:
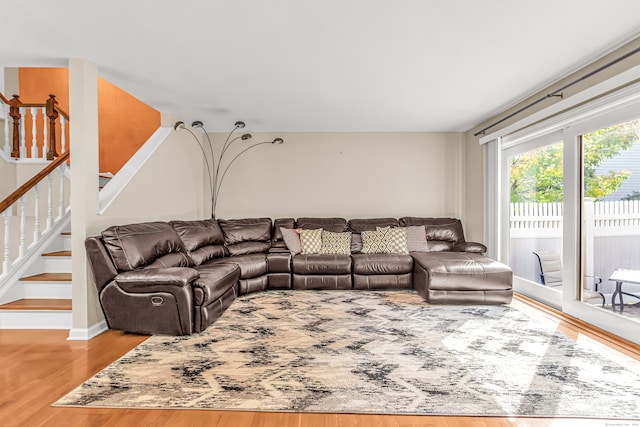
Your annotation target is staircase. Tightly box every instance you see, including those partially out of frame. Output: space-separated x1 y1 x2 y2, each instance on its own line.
0 90 72 329
0 230 72 328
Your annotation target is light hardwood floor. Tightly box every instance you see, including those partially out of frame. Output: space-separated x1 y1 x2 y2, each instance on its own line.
0 296 638 427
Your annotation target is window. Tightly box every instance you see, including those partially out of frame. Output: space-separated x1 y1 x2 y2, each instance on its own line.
485 79 640 344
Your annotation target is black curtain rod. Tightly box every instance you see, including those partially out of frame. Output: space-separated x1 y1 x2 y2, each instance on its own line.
473 45 640 137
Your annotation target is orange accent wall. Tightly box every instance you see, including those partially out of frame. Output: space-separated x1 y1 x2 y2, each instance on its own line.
18 68 161 174
97 78 161 174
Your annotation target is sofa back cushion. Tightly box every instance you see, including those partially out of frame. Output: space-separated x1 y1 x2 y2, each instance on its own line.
347 218 398 254
348 218 398 233
101 221 191 272
271 218 296 252
218 218 272 244
218 218 272 255
272 218 296 243
398 217 466 251
170 219 227 265
296 217 347 232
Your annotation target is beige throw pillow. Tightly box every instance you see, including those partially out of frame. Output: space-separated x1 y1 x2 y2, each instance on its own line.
376 226 409 254
361 229 388 254
320 231 352 255
299 228 323 254
384 227 409 254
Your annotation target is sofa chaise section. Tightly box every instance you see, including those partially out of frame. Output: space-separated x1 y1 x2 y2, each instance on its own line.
412 252 513 304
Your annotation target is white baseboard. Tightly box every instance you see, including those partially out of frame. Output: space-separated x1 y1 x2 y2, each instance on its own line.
67 320 108 341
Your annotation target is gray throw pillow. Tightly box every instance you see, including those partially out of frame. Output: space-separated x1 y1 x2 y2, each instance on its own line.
405 225 429 252
280 227 302 256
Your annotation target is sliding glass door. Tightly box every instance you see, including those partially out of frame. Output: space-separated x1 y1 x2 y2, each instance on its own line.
579 119 640 324
492 85 640 342
503 135 564 308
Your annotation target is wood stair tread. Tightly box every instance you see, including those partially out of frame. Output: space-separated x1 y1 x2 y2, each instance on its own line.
0 299 72 310
42 250 71 257
60 231 71 236
21 273 71 282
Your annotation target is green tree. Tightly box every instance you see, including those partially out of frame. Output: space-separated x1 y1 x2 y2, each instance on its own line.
510 120 638 202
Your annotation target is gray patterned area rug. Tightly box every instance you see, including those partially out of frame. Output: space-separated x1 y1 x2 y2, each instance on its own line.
55 290 640 417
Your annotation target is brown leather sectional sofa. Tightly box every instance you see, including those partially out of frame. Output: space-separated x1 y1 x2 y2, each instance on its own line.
85 216 512 336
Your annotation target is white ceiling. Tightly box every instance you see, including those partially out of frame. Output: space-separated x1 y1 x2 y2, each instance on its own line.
2 0 640 132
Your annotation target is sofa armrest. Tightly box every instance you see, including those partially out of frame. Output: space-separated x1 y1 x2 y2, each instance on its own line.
114 267 200 294
453 242 487 254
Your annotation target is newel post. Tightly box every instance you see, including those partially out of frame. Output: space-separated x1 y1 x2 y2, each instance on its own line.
46 94 59 160
9 94 21 158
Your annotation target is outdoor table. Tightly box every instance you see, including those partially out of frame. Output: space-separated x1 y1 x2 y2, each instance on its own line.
609 269 640 312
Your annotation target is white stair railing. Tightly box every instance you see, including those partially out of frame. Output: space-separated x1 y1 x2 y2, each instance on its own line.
0 152 70 281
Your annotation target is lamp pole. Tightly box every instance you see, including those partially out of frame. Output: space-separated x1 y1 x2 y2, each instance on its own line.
175 121 283 218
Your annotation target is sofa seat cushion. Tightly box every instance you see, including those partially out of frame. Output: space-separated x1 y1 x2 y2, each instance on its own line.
267 252 291 273
411 252 512 291
352 254 413 275
292 254 352 275
207 254 268 279
192 264 240 305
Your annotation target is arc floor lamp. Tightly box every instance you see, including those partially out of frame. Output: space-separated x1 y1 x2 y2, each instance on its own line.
174 120 284 218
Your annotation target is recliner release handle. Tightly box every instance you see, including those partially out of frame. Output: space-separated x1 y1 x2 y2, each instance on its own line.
151 296 164 306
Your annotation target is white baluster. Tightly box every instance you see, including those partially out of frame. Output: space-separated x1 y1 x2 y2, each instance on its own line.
19 106 26 159
47 173 54 230
2 209 10 276
33 183 40 242
2 103 9 157
41 106 47 159
58 165 65 219
60 116 67 154
30 107 38 159
19 196 26 258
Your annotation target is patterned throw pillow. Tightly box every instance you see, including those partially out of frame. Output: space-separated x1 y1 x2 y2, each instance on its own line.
320 231 352 255
405 225 429 252
280 227 302 256
385 227 409 254
299 228 323 254
361 229 388 254
377 226 409 254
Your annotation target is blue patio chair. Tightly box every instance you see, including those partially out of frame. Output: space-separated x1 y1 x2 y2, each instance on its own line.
533 250 605 306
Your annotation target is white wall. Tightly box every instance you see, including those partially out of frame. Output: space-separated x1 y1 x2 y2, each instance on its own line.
209 132 467 222
90 129 205 233
69 58 206 335
1 68 20 201
464 133 484 243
